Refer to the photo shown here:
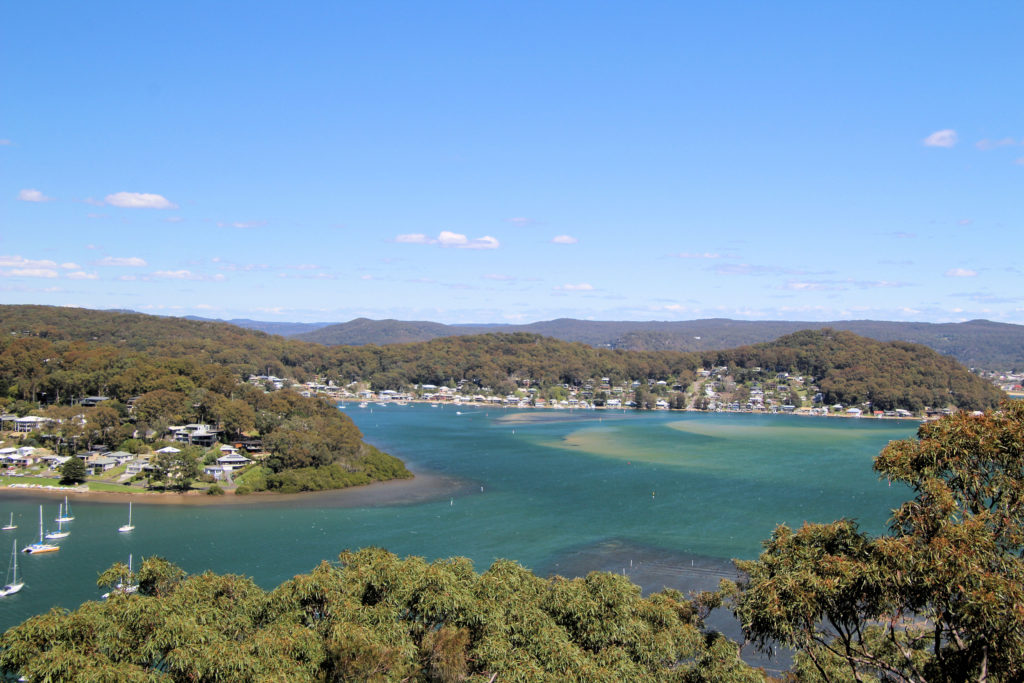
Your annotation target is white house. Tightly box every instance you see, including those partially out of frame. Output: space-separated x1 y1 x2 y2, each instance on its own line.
216 453 251 471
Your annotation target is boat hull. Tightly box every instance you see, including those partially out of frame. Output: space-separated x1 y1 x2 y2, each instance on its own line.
23 544 59 554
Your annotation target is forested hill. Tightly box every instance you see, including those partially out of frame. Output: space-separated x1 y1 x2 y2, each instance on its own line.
0 305 411 492
0 306 1003 412
706 329 1004 411
293 316 1024 370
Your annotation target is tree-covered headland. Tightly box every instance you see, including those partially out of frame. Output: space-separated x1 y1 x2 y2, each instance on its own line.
4 403 1023 680
0 306 1003 420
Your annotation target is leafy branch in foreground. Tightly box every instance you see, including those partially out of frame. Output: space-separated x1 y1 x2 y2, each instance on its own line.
732 401 1024 682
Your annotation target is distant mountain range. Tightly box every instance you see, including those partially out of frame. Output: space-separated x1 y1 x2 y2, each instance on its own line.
182 315 1024 370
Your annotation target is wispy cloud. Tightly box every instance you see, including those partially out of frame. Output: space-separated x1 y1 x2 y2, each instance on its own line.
507 217 535 226
483 274 516 281
95 256 148 267
0 256 60 278
60 262 80 270
975 137 1016 150
152 270 226 281
396 231 500 249
945 267 977 277
0 255 58 269
0 268 59 278
783 279 908 291
551 235 578 244
555 283 594 291
66 271 99 280
18 188 54 203
395 233 434 244
217 220 265 229
0 139 11 146
674 252 721 259
212 258 269 272
105 192 178 209
923 129 957 148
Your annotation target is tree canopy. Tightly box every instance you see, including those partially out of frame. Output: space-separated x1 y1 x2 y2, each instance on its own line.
732 400 1024 681
0 549 760 682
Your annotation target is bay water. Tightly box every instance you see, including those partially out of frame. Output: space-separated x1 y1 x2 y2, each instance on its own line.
0 405 918 634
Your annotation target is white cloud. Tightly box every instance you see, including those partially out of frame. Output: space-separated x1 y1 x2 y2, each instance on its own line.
66 271 98 280
438 231 468 246
395 233 435 244
556 283 594 291
105 192 177 209
945 268 977 277
18 188 54 203
165 216 184 223
60 262 80 270
923 129 957 148
0 139 10 146
117 275 137 281
400 231 499 249
483 274 515 281
507 217 535 225
552 235 578 244
96 256 148 267
3 268 59 278
1016 157 1024 165
0 255 57 268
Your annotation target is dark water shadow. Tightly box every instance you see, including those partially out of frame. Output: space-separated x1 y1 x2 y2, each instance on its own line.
537 538 791 675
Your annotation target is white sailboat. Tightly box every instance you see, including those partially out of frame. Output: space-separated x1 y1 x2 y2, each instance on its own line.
55 496 74 523
2 512 15 531
101 554 138 599
22 507 59 554
44 505 69 540
118 502 134 533
0 538 24 596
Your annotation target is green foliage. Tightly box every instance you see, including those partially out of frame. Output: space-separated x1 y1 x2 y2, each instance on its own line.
0 551 759 682
58 457 87 485
733 401 1024 681
206 483 225 496
710 329 1003 411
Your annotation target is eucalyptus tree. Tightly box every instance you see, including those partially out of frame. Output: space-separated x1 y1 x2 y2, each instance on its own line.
732 402 1024 681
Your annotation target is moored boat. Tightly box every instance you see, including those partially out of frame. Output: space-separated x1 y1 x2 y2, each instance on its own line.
22 507 59 554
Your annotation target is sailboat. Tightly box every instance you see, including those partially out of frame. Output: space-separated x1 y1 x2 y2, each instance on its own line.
22 507 59 554
118 502 134 533
0 539 24 596
44 505 69 540
2 513 15 531
55 496 74 523
101 554 138 599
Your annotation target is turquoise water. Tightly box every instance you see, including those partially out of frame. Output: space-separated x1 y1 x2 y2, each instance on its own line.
0 405 917 632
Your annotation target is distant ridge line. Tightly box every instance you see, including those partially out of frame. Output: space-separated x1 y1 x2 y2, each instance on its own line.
185 315 1024 370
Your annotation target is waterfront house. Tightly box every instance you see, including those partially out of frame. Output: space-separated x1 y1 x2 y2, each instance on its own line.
86 455 118 474
216 453 251 471
125 457 152 476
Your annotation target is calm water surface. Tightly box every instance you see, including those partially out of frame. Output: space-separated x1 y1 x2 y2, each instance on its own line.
0 405 917 632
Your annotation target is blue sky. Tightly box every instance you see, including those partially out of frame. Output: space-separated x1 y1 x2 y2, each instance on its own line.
3 2 1022 324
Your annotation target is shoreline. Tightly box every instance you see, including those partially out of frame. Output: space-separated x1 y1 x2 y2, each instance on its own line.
0 469 468 508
